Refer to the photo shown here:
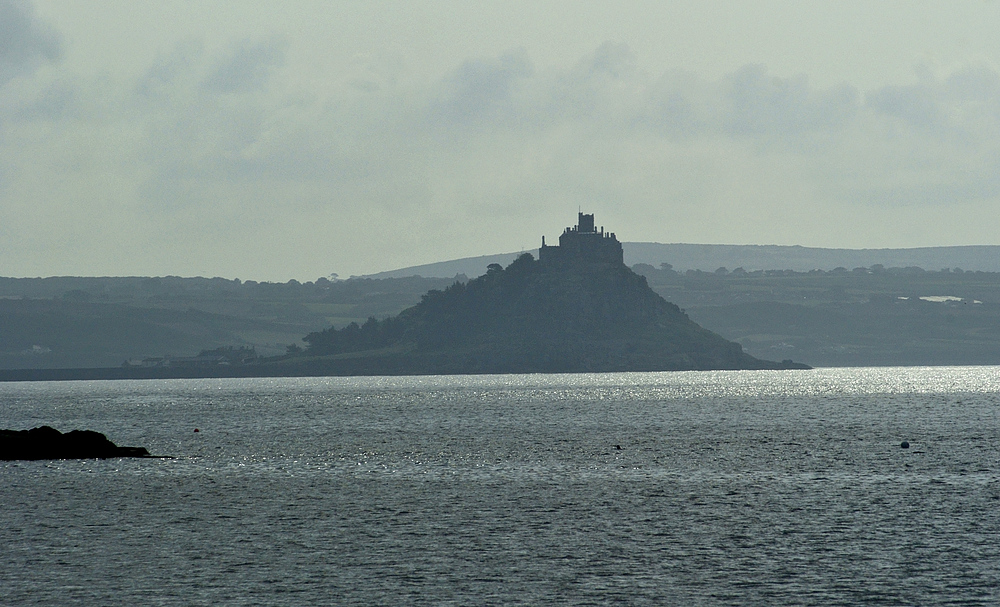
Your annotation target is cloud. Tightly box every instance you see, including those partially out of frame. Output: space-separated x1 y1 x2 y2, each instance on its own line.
5 39 1000 279
586 41 637 79
867 82 944 133
135 40 201 99
0 0 61 86
201 37 286 94
867 64 1000 144
422 49 864 146
429 50 533 126
723 64 859 137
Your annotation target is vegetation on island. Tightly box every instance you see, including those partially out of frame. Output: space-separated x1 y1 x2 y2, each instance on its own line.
293 253 804 374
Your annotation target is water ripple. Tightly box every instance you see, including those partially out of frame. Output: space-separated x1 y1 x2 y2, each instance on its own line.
2 367 999 605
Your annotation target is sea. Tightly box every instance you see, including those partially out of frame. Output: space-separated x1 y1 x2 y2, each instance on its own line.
1 367 998 606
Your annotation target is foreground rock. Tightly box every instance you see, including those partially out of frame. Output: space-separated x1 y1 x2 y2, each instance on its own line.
1 426 152 460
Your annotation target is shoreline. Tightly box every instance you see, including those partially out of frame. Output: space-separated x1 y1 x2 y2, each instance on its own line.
0 361 811 382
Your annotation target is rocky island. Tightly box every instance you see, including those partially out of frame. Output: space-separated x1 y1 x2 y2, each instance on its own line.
287 213 809 374
1 426 152 460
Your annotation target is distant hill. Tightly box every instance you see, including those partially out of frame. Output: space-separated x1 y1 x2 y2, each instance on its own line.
365 244 1000 278
624 243 1000 273
0 275 456 369
362 252 536 280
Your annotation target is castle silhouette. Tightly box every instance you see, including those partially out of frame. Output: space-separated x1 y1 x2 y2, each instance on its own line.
539 212 624 266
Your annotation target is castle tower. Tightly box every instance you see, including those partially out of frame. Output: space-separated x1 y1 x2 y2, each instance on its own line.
538 212 623 267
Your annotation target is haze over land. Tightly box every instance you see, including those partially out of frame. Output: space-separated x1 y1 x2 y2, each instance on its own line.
4 1 1000 281
6 256 1000 371
366 244 1000 280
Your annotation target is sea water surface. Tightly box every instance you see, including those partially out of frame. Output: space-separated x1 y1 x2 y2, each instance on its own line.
1 367 999 605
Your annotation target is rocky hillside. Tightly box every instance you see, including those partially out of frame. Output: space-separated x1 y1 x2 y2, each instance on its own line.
294 253 807 374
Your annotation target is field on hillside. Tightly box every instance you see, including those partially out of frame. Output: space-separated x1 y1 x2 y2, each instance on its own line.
634 264 1000 367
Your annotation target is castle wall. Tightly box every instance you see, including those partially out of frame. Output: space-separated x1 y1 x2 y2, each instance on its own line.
539 213 623 266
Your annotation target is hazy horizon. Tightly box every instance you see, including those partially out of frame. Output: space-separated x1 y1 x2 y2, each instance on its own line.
4 1 1000 281
8 240 1000 283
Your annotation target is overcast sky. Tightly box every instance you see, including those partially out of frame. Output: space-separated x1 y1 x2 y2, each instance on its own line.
3 1 1000 280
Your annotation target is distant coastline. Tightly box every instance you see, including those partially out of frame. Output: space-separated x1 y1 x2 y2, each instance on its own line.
0 365 331 383
6 242 1000 372
0 363 812 383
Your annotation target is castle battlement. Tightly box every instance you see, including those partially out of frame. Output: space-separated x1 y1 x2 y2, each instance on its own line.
539 212 624 266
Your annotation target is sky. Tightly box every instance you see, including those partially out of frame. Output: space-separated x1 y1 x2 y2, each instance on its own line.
3 1 1000 281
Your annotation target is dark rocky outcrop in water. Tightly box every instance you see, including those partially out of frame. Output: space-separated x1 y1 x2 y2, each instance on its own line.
0 426 152 460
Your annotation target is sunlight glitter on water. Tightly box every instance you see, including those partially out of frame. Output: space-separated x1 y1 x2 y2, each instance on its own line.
2 367 999 605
